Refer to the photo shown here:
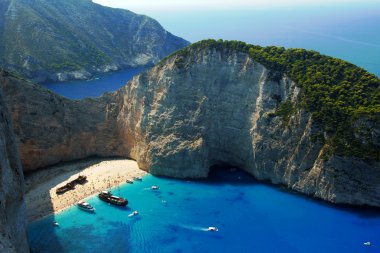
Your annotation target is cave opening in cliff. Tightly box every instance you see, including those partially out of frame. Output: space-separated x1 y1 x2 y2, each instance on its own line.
207 164 255 184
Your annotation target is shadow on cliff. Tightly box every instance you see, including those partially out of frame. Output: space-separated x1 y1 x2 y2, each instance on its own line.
202 164 257 185
26 156 126 253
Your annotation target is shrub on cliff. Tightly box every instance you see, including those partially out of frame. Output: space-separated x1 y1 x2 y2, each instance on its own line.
168 39 380 160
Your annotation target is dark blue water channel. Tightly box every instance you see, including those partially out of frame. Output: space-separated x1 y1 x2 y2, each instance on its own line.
41 67 146 99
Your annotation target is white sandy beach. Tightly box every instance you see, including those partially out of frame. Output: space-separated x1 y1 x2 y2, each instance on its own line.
25 158 146 222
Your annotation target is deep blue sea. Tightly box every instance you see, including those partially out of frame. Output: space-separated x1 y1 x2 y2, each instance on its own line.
41 67 146 99
28 168 380 253
150 5 380 77
41 5 380 100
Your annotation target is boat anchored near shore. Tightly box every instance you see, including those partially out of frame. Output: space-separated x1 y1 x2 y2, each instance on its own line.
98 191 128 206
77 201 95 212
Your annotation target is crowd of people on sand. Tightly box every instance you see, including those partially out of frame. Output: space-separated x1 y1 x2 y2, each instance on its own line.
26 160 222 232
26 164 147 222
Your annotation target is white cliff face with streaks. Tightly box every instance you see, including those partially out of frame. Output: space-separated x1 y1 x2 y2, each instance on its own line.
2 47 380 208
114 47 380 206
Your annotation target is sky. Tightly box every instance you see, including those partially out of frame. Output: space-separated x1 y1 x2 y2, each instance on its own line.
92 0 380 75
93 0 379 12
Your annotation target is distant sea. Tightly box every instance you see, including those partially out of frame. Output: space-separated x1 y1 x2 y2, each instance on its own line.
28 168 380 253
41 5 379 99
41 67 146 99
150 4 380 77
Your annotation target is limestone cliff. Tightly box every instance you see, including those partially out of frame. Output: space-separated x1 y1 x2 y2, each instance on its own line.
1 41 379 208
114 45 380 207
0 73 28 252
0 70 124 170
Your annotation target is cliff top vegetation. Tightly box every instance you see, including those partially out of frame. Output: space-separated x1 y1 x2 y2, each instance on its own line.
163 39 380 160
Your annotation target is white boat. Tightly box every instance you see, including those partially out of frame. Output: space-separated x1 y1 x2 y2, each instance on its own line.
207 226 218 232
77 201 95 212
53 221 59 227
363 242 371 246
133 176 142 181
126 179 134 184
151 185 159 190
128 211 139 217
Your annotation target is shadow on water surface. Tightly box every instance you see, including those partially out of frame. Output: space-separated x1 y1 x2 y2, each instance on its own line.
198 163 380 219
274 185 380 219
262 177 380 219
26 157 128 253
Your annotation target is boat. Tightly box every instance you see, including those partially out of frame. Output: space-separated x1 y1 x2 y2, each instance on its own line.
151 185 159 190
53 221 59 227
98 191 128 206
56 182 75 194
77 201 95 212
56 186 68 195
133 176 142 181
126 179 134 184
128 211 139 217
74 175 87 184
207 227 218 232
363 242 371 246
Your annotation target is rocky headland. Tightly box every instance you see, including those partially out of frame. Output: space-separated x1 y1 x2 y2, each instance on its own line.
1 40 379 210
0 0 189 83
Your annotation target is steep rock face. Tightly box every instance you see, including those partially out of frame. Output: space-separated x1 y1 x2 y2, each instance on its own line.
0 70 125 170
0 0 189 82
1 46 379 207
0 74 29 252
114 48 380 206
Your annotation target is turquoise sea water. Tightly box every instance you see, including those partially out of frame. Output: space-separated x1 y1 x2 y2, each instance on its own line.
31 5 380 252
28 168 380 253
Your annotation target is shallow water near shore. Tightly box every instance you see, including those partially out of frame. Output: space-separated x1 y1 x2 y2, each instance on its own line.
28 168 380 253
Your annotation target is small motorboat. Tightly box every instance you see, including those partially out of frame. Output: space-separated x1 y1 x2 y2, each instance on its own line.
53 221 59 227
126 179 134 184
151 186 159 190
98 191 128 206
133 176 142 181
128 211 139 217
77 201 95 212
207 227 218 232
363 242 371 246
